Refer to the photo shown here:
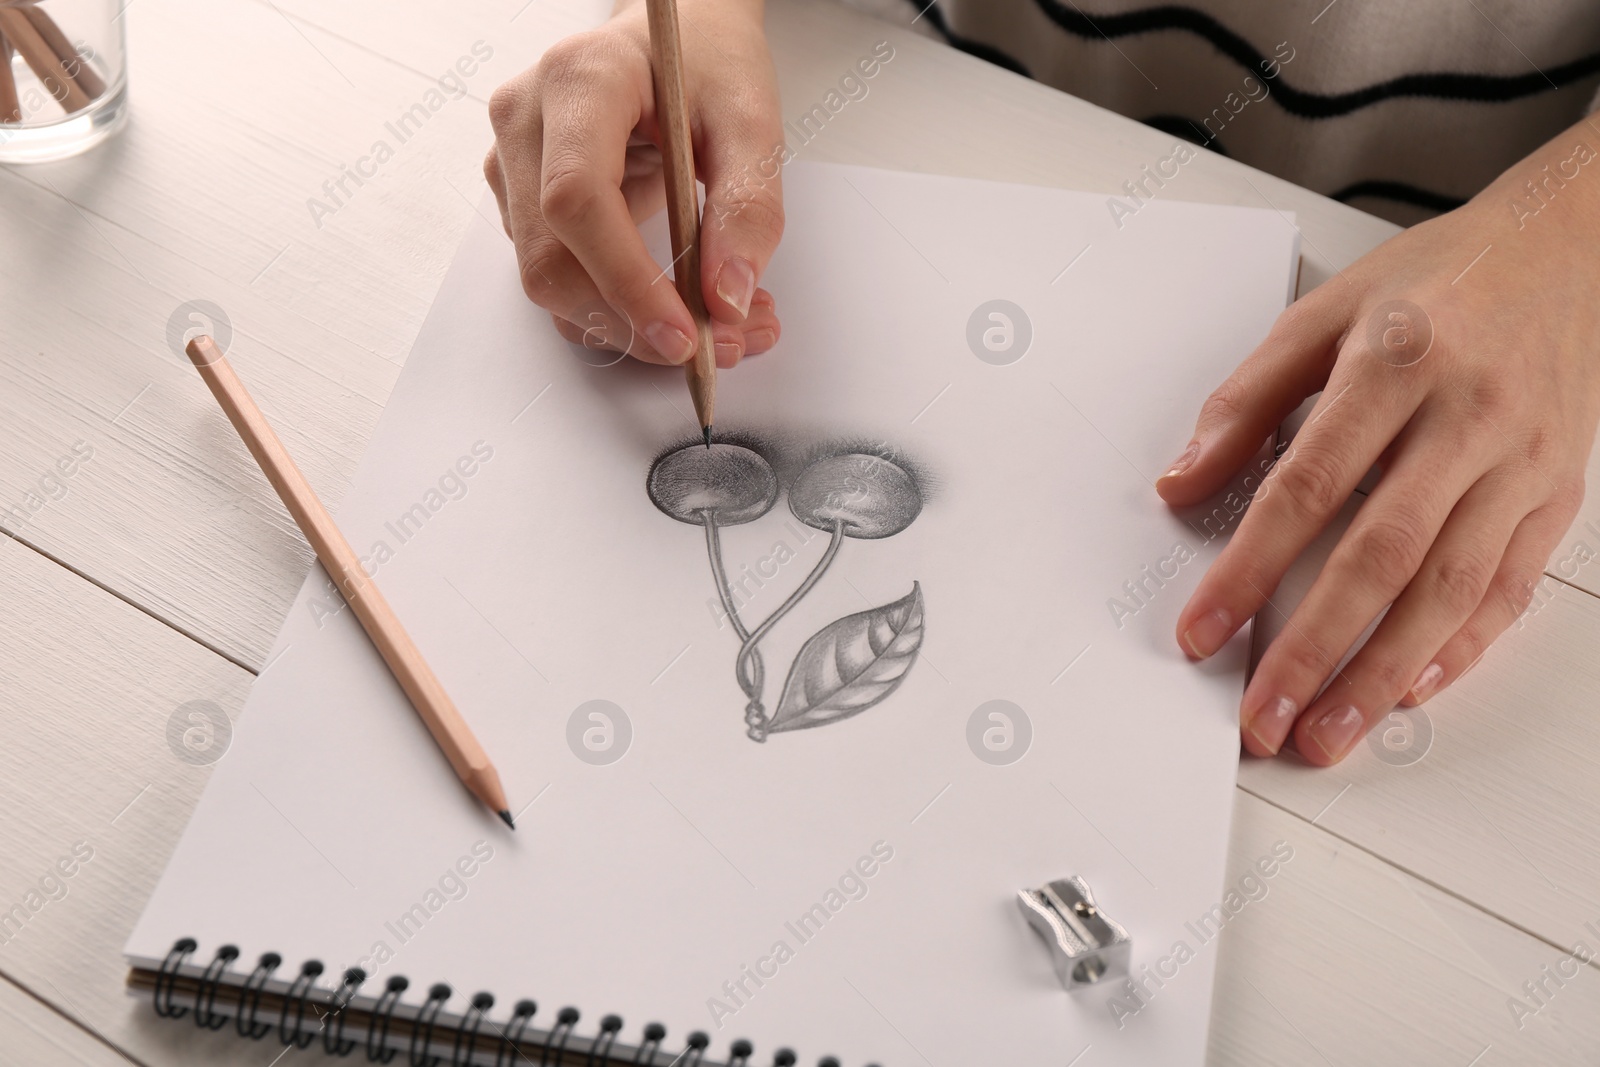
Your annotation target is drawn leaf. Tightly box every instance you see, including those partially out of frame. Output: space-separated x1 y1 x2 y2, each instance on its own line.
768 583 925 733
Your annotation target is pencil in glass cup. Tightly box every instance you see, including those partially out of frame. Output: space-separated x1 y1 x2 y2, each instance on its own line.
184 336 514 829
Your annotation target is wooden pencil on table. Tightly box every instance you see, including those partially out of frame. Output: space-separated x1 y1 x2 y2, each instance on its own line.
644 0 717 447
184 335 515 829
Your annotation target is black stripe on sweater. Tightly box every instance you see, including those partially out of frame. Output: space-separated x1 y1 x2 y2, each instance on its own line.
1029 0 1600 116
1329 180 1467 212
1141 113 1228 153
1139 119 1467 213
908 4 1493 217
908 1 1034 77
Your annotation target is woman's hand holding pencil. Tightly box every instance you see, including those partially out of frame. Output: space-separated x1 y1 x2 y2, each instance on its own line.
482 0 784 371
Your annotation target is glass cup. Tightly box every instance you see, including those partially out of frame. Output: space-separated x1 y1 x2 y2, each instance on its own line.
0 0 128 163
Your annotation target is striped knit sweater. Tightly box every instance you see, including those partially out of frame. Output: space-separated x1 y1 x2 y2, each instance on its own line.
841 0 1600 225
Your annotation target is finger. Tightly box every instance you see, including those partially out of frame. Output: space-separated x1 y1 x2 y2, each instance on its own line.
552 310 676 367
484 148 511 236
550 291 780 367
620 165 666 225
718 292 781 365
1289 475 1537 764
694 84 785 324
711 294 783 367
1241 472 1511 759
1237 411 1496 755
549 310 707 367
1175 342 1421 661
1400 491 1580 707
741 289 779 356
1156 293 1350 507
539 66 699 364
488 79 612 324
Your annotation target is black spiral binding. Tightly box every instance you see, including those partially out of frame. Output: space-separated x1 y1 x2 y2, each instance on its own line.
681 1031 711 1066
325 967 368 1057
279 960 325 1049
585 1014 623 1066
152 939 197 1019
238 952 282 1040
450 992 494 1067
194 945 240 1030
633 1022 666 1064
409 983 454 1067
152 939 864 1066
494 1000 538 1067
367 976 410 1063
542 1005 580 1065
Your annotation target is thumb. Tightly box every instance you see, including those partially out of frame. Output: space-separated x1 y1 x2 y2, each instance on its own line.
697 112 786 325
1155 299 1344 507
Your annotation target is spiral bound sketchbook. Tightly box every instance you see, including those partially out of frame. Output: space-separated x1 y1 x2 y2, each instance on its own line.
126 162 1298 1066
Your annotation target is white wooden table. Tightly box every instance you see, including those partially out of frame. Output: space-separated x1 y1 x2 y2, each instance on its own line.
4 1 1599 1064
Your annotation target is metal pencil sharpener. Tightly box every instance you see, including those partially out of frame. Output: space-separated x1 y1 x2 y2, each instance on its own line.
1017 876 1131 993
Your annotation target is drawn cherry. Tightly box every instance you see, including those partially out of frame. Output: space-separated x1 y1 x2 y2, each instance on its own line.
788 453 922 539
648 442 779 711
650 440 926 744
647 443 778 525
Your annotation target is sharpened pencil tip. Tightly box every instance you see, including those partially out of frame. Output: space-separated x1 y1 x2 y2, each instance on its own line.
703 426 713 449
498 810 515 830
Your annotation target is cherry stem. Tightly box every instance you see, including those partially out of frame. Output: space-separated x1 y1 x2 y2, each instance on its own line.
734 520 845 697
702 512 763 698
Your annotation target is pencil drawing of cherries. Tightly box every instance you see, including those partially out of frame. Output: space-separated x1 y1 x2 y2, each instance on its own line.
649 441 926 742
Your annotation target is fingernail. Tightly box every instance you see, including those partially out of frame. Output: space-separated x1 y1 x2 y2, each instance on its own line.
714 341 742 367
1408 662 1444 704
644 321 694 363
1159 441 1201 484
1243 695 1298 755
715 257 756 319
1306 705 1365 762
1180 609 1233 660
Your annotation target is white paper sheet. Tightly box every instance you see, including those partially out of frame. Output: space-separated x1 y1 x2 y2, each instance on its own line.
127 162 1298 1066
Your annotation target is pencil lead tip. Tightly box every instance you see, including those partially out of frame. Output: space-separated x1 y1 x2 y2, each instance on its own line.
703 426 713 449
498 810 515 830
